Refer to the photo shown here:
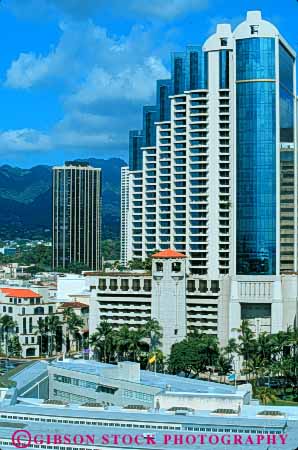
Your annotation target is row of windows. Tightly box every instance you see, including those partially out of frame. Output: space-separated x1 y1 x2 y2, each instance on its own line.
54 375 97 390
53 389 94 404
123 389 154 403
0 417 283 436
0 414 180 430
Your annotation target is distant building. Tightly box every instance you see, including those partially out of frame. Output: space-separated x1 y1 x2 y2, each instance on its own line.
0 247 16 256
0 287 58 358
52 162 102 271
120 166 130 266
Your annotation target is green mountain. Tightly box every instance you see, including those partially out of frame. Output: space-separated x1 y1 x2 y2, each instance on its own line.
0 158 126 240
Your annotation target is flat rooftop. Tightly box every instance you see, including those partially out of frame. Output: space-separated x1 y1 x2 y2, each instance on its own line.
50 360 239 396
0 404 298 450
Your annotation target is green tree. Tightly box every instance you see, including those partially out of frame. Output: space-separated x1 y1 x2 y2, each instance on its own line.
8 336 22 357
90 321 114 362
168 333 220 378
115 325 132 361
224 338 238 358
0 315 16 356
235 320 257 381
143 319 163 352
34 317 47 356
47 314 62 356
102 239 120 260
216 353 233 382
63 308 84 353
257 387 277 405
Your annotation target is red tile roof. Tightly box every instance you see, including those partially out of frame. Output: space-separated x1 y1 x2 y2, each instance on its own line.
0 288 42 298
61 302 89 309
151 249 186 259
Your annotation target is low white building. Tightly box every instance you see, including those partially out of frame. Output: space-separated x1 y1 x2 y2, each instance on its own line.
0 287 60 358
88 249 298 356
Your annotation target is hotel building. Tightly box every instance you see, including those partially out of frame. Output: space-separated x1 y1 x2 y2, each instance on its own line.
121 11 298 341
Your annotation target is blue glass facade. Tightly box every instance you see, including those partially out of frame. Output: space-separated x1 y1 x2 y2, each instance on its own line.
236 38 277 275
186 46 208 90
279 43 295 142
171 52 186 95
236 38 275 80
143 106 157 147
129 130 143 171
156 80 171 122
219 50 230 89
171 47 208 94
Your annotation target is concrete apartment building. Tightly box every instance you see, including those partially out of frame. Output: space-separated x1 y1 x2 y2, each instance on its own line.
120 11 298 343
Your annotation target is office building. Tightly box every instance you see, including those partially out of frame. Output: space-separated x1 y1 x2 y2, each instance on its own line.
52 162 102 271
120 166 130 266
121 11 297 339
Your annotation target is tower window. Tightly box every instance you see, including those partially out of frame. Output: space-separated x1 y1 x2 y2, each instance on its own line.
156 262 163 272
220 38 228 47
172 262 181 272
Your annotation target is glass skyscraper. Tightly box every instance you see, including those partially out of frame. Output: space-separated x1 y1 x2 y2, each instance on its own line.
52 162 102 271
122 11 297 280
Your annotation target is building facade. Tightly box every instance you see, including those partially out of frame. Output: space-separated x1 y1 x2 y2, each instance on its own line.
120 166 130 266
0 287 59 358
2 360 298 450
52 162 102 271
121 11 297 340
89 250 227 353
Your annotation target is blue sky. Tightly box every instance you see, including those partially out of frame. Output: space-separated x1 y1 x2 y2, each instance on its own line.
0 0 297 167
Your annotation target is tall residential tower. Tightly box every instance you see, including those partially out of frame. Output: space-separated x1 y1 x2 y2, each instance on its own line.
53 162 102 271
122 11 297 340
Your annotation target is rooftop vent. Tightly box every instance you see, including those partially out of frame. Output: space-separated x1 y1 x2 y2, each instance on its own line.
211 408 238 415
257 410 285 417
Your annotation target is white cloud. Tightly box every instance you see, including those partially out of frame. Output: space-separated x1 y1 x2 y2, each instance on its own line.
69 57 169 107
5 0 209 159
3 20 173 156
0 129 51 151
5 52 52 89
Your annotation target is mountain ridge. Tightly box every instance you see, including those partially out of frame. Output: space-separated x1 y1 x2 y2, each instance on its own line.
0 158 127 241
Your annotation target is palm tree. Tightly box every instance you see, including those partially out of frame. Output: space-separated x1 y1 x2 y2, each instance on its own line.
257 387 276 405
215 352 233 383
8 336 22 357
63 308 84 353
143 319 162 352
115 325 132 361
128 329 144 362
236 320 256 381
224 338 238 358
89 321 114 362
34 317 47 357
0 315 16 356
47 314 62 356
